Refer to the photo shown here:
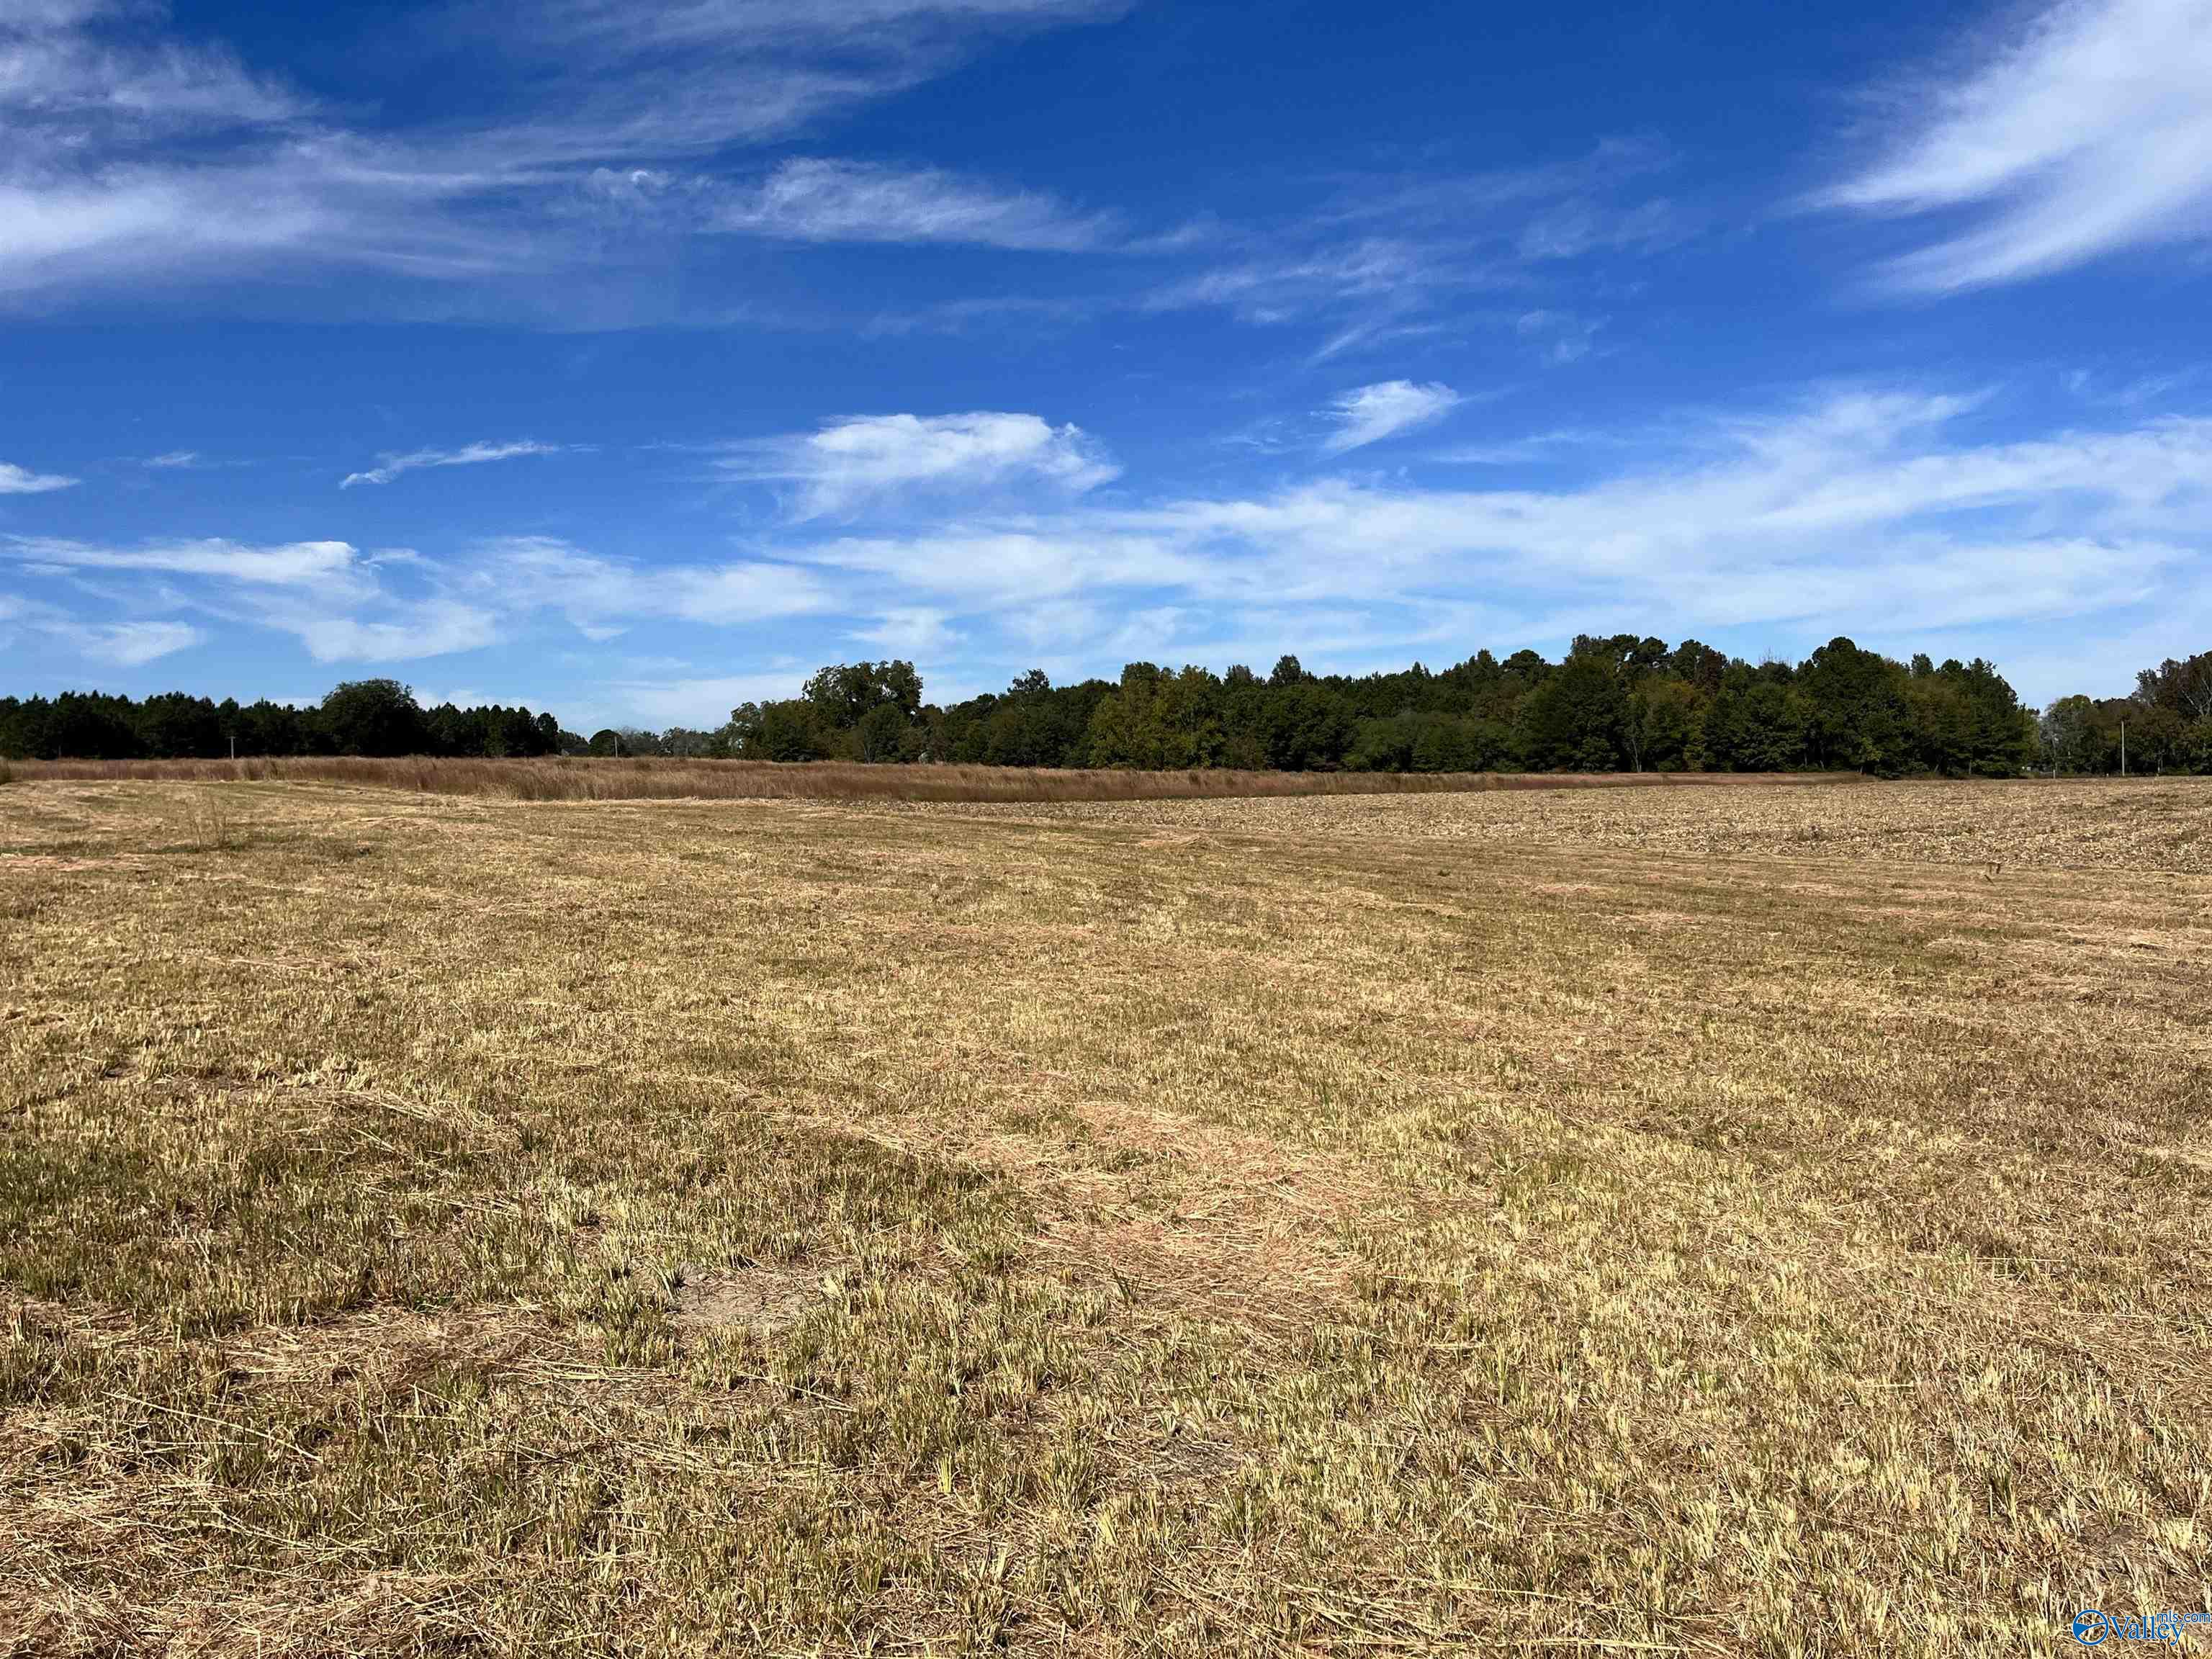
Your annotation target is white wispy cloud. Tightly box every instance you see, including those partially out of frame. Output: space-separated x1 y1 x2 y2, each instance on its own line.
1331 137 1676 228
15 388 2203 705
1321 381 1462 454
0 0 1678 369
143 451 202 468
0 1 302 137
0 0 1128 306
0 135 535 301
745 388 2212 700
723 412 1120 518
1141 140 1684 358
0 586 209 665
516 0 1123 50
61 619 206 665
711 158 1115 250
0 460 78 493
1515 310 1606 365
582 157 1118 251
1514 197 1678 261
1147 238 1449 328
469 0 1125 158
5 535 361 585
853 606 961 657
473 536 832 632
341 441 570 489
0 534 463 663
279 604 503 663
1821 0 2212 291
0 527 840 670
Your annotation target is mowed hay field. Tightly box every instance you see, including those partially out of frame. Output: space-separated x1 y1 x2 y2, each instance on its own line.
920 776 2212 874
3 778 2211 1657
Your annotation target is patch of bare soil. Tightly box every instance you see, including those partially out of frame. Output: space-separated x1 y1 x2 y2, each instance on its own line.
671 1261 822 1336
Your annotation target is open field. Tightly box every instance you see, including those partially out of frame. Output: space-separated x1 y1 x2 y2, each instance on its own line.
928 776 2212 876
4 776 2211 1655
0 755 1857 804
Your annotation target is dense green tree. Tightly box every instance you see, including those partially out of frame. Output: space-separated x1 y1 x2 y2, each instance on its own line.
138 691 225 758
1699 670 1804 772
2038 696 2107 773
1797 637 1909 774
1519 649 1629 770
320 680 427 757
1941 659 2036 775
0 684 562 761
1348 711 1508 773
1259 683 1354 770
803 660 923 727
1624 677 1708 772
855 702 914 763
1667 639 1729 693
660 727 727 758
2137 652 2212 722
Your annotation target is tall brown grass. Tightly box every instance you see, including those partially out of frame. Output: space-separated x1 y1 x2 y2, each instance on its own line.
1 754 1865 803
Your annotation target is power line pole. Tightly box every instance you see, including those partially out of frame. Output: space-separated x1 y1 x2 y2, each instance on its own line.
2121 720 2127 778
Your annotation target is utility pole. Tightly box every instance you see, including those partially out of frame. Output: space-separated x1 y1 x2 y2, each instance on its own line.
2121 721 2127 778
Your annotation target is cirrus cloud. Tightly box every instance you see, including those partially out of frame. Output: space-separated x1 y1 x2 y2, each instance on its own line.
1321 381 1462 454
1820 0 2212 292
0 460 78 493
341 440 572 490
711 158 1118 251
5 535 361 585
0 0 1132 307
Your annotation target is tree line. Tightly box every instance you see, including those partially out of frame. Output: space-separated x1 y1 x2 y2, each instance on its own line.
709 638 2209 778
0 680 565 761
6 640 2209 776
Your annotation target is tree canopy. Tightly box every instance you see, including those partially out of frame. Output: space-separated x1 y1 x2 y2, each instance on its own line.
6 639 2206 776
688 637 2080 778
0 685 562 762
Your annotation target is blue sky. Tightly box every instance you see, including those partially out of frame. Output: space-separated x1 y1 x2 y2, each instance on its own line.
2 0 2208 728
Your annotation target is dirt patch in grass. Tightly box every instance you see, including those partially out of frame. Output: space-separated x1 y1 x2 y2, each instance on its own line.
672 1261 824 1335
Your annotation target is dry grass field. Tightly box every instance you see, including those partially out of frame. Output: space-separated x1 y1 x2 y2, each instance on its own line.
4 775 2210 1656
930 776 2212 875
0 755 1853 805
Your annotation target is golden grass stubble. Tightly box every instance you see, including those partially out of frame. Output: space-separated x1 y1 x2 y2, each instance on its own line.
957 774 2212 876
4 779 2211 1655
